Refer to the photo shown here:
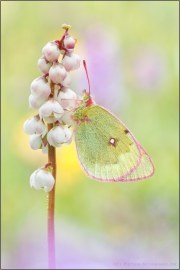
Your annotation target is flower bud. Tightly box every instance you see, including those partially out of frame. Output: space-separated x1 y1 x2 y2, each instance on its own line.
38 56 52 74
30 77 51 99
61 110 74 126
47 125 65 147
29 94 48 109
61 73 71 87
47 125 72 147
63 126 72 145
30 168 55 192
39 98 64 120
23 115 47 137
29 134 43 150
63 35 75 50
62 52 80 72
42 41 60 62
49 62 67 84
57 87 77 109
42 141 48 154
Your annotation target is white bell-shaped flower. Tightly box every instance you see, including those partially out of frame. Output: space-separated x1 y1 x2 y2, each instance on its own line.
38 56 52 74
39 98 64 120
61 73 71 87
29 94 48 109
30 77 51 99
29 134 43 150
47 125 65 148
30 168 55 192
63 126 72 145
62 52 80 72
42 41 60 62
29 134 48 154
49 62 67 84
63 35 76 50
23 115 47 137
57 87 77 109
42 143 48 154
47 125 72 147
61 110 74 126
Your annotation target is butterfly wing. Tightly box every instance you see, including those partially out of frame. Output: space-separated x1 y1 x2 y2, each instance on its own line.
122 146 155 181
74 105 154 181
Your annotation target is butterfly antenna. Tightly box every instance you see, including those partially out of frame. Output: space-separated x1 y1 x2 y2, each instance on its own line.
83 60 91 95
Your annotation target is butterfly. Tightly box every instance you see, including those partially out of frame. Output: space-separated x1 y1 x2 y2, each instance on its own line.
71 61 155 182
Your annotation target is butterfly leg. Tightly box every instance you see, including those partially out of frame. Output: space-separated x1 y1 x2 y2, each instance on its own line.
64 121 81 144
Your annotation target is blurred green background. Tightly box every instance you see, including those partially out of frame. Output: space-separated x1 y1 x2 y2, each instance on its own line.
1 1 179 269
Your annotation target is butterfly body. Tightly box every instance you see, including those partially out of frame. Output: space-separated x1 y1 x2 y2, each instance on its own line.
72 92 155 182
72 94 94 121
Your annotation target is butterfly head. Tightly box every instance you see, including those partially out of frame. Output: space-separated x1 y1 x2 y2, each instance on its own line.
81 90 94 106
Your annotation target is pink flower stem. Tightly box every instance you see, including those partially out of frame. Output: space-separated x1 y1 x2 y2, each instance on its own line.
47 123 56 269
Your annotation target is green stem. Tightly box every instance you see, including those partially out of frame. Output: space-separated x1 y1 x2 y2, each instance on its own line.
47 123 56 269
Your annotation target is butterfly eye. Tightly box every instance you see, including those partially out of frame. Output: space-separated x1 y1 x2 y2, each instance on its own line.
83 95 89 101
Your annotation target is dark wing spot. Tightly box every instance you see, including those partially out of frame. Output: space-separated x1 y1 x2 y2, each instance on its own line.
123 129 133 145
109 138 118 147
124 129 129 134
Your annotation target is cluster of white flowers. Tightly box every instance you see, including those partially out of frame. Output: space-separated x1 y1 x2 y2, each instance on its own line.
23 24 80 192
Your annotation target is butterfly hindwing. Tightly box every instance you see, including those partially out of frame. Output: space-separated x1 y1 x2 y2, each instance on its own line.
74 105 154 181
122 146 155 181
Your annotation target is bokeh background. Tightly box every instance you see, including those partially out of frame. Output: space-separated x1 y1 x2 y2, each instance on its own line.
1 1 179 269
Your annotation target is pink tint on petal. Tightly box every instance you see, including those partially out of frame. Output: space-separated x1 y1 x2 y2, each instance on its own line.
64 36 75 50
52 100 64 113
29 94 47 109
39 103 52 117
31 77 51 99
29 134 42 150
47 125 66 147
61 100 69 108
62 54 74 71
57 87 77 109
38 56 52 74
62 73 71 87
49 62 67 84
62 52 80 72
61 111 74 125
42 86 51 99
42 41 60 62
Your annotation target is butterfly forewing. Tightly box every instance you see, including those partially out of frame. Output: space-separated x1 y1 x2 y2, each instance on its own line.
74 105 155 181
